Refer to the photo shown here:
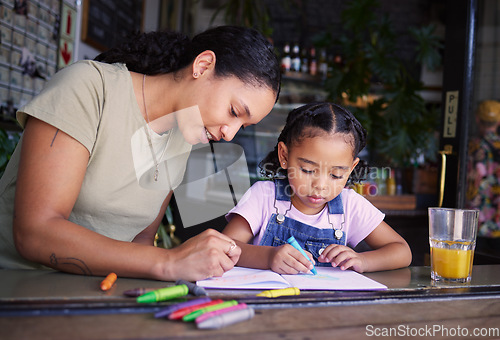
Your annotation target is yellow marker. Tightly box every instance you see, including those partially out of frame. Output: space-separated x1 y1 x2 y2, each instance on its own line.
256 287 300 298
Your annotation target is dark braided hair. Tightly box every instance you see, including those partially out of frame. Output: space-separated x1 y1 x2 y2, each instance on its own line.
94 26 281 97
259 102 369 184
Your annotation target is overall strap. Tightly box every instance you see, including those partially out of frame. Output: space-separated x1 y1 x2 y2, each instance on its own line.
274 178 292 201
327 194 344 214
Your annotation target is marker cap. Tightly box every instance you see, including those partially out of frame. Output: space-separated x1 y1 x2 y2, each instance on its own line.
136 284 188 303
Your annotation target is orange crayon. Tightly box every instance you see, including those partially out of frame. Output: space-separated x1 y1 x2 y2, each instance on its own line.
100 272 117 291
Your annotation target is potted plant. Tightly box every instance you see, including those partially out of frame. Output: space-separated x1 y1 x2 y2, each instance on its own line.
322 0 442 175
210 0 276 38
0 113 21 178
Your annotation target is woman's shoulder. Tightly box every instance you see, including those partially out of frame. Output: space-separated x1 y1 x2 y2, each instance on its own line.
39 60 131 102
55 60 127 80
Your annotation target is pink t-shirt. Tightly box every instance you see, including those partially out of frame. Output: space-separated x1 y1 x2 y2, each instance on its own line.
226 180 385 247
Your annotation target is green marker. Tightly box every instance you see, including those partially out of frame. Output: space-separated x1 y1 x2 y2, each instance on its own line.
136 284 188 303
182 300 238 322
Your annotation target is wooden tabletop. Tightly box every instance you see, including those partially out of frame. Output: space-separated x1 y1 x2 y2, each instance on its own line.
1 266 500 339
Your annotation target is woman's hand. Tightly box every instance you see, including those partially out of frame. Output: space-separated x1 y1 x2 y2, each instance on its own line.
162 229 241 281
317 244 367 273
268 244 315 275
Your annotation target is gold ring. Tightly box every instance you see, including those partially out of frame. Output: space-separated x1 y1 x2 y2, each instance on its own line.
227 241 237 255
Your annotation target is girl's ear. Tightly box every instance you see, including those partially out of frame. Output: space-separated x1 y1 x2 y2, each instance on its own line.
351 157 360 172
277 141 289 169
192 50 216 77
345 157 360 180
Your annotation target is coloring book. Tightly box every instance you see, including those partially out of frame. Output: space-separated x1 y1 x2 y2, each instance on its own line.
197 266 387 291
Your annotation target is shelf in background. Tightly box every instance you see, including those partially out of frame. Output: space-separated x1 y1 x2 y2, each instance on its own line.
365 194 417 211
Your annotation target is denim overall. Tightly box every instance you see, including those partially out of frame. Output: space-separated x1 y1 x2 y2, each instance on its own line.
259 178 347 267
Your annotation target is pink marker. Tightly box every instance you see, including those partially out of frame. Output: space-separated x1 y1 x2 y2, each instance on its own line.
195 303 248 324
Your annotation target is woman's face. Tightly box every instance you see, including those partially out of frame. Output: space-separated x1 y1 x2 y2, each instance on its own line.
176 74 276 145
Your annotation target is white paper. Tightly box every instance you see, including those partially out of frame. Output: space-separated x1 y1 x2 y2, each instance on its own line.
197 266 387 291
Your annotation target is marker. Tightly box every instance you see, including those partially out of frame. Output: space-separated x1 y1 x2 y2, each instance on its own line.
287 235 317 275
256 287 300 298
123 288 156 297
175 279 207 296
154 297 211 318
100 272 117 291
136 284 188 303
168 299 224 320
183 300 238 322
195 303 248 324
197 307 255 329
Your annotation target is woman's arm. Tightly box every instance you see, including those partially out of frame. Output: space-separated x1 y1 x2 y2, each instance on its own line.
223 214 314 274
132 192 172 246
13 117 240 281
318 221 412 272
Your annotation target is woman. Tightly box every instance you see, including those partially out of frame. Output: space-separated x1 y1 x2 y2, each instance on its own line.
0 26 281 281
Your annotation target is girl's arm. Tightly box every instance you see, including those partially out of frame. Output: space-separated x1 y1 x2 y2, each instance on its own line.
318 221 412 272
13 117 240 281
223 214 314 274
358 221 412 271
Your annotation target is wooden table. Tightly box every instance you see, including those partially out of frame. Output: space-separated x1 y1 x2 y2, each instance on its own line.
1 266 500 339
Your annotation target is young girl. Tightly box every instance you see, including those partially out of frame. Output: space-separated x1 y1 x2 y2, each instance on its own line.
223 102 412 274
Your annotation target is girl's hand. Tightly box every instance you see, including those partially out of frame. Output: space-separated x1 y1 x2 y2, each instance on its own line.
317 244 367 273
268 244 315 275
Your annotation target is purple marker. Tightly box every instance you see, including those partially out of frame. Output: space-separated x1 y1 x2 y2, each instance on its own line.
196 307 255 329
154 297 211 318
195 303 248 324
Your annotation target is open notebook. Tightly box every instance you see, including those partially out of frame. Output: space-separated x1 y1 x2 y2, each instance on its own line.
197 266 387 291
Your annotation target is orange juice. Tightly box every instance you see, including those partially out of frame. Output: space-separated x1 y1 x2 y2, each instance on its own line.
430 240 474 281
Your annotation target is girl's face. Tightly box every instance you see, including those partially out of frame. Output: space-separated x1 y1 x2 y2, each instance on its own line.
278 132 359 215
176 74 276 145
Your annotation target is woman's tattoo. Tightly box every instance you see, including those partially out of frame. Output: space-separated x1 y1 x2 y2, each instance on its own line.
50 129 60 147
49 253 93 275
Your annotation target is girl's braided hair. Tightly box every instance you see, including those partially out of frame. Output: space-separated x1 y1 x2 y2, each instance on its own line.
259 102 368 184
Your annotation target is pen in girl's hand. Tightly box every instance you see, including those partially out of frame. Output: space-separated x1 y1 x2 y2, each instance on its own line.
287 236 317 275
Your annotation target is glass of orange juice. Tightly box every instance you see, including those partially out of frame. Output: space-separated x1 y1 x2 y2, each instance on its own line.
428 208 479 283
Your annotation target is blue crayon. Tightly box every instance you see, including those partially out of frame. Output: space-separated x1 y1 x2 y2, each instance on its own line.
287 236 317 275
154 297 212 318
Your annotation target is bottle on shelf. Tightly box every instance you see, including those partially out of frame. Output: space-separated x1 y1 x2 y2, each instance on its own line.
375 168 387 196
386 169 396 196
309 47 317 76
281 43 291 73
291 43 301 72
300 47 309 74
318 48 328 79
